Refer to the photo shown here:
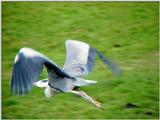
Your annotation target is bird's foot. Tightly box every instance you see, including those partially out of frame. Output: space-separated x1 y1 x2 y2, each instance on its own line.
93 100 104 109
73 90 104 109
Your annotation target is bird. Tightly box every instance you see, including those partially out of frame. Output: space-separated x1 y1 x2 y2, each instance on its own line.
10 39 121 108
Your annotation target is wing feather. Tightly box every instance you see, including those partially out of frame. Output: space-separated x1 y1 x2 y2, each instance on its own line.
63 40 95 76
11 48 69 95
63 40 121 77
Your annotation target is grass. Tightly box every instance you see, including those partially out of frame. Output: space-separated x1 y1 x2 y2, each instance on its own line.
2 2 159 119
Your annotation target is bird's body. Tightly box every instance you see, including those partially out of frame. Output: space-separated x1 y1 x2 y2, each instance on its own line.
11 40 120 108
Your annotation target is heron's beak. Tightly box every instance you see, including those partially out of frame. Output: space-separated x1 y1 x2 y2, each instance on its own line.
33 82 45 88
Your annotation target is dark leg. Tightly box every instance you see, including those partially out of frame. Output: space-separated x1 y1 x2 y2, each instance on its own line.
73 86 80 91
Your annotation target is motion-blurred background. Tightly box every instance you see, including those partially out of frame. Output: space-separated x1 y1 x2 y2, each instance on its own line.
2 2 159 119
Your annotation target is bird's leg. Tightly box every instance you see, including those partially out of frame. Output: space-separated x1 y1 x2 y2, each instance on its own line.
71 90 104 109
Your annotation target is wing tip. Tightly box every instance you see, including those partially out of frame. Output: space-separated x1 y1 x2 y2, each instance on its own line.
10 88 30 96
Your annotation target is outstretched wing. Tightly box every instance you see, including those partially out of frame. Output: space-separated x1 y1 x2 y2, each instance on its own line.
63 40 121 77
63 40 96 76
11 48 69 95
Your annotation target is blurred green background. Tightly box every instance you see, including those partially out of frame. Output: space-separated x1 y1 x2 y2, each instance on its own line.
2 2 159 119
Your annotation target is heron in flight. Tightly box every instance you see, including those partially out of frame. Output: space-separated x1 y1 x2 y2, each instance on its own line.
11 40 120 108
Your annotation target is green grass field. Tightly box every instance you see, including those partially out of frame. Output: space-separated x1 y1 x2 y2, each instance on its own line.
2 2 159 119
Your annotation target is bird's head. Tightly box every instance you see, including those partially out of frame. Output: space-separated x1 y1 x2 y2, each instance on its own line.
33 80 48 88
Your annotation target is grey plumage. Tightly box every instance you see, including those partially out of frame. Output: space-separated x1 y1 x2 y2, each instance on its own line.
11 47 70 95
10 39 120 108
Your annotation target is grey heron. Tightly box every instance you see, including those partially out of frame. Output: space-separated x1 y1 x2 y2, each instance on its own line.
11 40 120 108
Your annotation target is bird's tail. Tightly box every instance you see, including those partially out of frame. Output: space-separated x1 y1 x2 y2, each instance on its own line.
93 48 121 76
73 78 97 87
